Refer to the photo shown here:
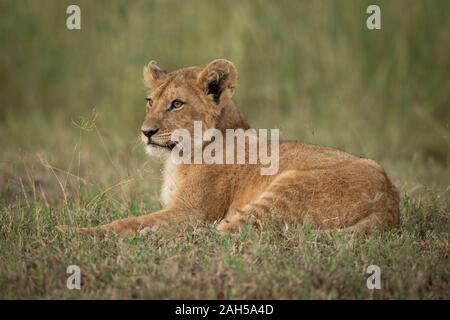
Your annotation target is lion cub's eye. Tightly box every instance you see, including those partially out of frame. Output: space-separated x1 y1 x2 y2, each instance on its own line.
169 99 185 110
145 98 153 109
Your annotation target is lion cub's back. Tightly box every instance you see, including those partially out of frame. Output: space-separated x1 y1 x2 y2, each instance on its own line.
278 140 364 171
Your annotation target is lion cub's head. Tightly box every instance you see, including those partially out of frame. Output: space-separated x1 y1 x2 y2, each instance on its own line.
141 59 238 156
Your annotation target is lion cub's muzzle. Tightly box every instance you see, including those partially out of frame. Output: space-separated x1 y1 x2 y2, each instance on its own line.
141 128 176 149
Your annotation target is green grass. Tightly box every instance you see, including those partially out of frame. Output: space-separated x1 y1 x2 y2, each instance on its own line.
0 0 449 299
0 194 448 299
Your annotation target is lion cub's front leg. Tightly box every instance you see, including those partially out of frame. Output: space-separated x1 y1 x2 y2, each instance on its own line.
80 208 191 236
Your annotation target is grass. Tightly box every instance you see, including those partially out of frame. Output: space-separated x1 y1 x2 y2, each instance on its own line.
0 192 448 299
0 0 449 299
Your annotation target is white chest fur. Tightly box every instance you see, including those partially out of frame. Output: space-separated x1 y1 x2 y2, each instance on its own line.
160 158 179 207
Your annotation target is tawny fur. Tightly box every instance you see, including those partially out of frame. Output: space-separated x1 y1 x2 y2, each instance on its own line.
79 59 400 236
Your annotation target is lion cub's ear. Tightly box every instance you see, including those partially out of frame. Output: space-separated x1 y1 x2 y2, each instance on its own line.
143 60 168 88
197 59 237 106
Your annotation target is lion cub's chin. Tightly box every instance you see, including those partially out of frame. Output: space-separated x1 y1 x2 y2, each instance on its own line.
145 144 171 158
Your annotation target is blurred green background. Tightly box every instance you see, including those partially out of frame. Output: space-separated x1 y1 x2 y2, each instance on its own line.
0 0 449 200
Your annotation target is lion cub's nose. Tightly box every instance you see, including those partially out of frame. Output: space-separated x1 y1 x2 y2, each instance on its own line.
142 128 159 138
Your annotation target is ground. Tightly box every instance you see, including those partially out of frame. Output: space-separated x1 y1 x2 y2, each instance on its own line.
0 187 448 299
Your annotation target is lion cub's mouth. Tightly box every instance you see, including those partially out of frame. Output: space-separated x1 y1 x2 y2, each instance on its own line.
147 141 177 150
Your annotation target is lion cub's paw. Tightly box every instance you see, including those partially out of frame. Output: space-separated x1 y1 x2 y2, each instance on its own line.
139 227 154 237
216 219 234 234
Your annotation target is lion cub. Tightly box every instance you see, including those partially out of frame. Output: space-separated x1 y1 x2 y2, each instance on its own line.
80 59 399 236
